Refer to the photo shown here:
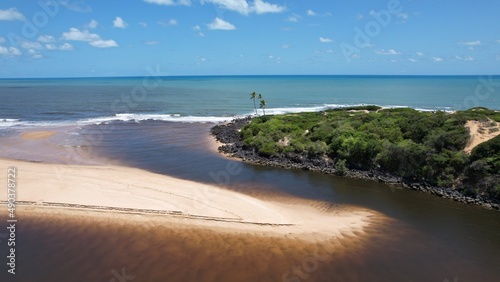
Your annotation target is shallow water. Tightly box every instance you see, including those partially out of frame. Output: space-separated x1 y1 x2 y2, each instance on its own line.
0 122 499 281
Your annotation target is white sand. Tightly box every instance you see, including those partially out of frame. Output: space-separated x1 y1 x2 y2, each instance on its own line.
0 158 376 241
464 119 500 154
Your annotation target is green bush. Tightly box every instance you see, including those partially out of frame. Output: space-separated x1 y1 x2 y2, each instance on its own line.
239 106 500 202
335 159 348 176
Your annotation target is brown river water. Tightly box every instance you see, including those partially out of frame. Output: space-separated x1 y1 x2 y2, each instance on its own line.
0 122 499 281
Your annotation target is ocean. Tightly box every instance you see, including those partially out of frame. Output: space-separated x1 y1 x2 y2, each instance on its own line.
1 75 500 281
1 75 499 130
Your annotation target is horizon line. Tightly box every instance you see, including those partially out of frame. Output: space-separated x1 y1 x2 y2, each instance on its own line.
1 74 500 80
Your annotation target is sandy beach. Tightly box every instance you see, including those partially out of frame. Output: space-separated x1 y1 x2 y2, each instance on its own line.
0 156 375 242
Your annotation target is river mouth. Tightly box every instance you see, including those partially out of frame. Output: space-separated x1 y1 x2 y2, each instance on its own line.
0 121 499 281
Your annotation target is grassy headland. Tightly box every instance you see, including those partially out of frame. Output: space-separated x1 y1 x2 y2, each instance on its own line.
212 106 500 209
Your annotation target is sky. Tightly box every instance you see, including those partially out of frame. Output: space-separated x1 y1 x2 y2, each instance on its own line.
0 0 499 77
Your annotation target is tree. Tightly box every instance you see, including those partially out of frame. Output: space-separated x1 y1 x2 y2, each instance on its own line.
259 99 267 116
250 91 258 115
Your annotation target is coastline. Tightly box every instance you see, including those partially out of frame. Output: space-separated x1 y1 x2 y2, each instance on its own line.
210 117 500 211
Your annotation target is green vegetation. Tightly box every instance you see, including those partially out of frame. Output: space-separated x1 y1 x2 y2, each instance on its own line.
241 106 500 202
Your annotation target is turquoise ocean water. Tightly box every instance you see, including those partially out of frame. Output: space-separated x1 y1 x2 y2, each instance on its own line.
1 75 499 129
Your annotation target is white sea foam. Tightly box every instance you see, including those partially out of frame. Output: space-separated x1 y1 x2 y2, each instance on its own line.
0 104 455 129
77 114 236 125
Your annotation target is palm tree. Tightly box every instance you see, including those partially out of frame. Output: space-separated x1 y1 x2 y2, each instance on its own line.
250 92 258 115
259 99 266 116
257 93 262 101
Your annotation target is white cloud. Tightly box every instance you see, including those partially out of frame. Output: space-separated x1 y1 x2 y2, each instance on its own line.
375 49 401 55
59 43 74 50
416 52 424 57
0 37 5 44
145 41 160 45
253 0 285 14
62 28 100 41
139 22 148 28
201 0 285 15
0 8 25 21
113 17 128 28
432 57 443 62
61 28 118 48
315 49 333 55
408 58 417 62
286 13 301 22
459 40 481 46
60 1 92 12
355 13 364 20
21 41 43 50
87 19 98 29
158 19 178 26
281 44 290 49
37 35 55 43
0 46 21 56
193 25 206 36
143 0 191 6
455 55 474 61
319 37 333 43
202 0 250 14
397 13 409 20
89 40 118 48
45 43 74 51
307 10 316 16
28 49 43 59
207 17 236 30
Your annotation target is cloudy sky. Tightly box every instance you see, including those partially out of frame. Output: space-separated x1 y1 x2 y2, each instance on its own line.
0 0 499 77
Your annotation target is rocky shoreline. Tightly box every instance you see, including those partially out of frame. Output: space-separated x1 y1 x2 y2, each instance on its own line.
211 117 500 211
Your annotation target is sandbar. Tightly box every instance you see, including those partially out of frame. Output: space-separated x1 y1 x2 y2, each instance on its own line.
0 157 375 242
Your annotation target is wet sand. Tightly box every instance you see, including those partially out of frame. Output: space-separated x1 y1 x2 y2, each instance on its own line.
20 130 57 140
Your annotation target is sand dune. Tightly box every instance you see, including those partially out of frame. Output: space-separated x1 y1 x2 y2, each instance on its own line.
0 158 375 241
464 119 500 154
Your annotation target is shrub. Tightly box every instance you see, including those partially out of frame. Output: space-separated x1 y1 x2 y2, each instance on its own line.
335 159 348 176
